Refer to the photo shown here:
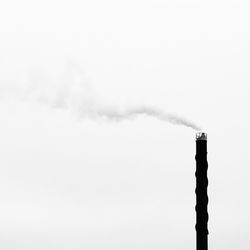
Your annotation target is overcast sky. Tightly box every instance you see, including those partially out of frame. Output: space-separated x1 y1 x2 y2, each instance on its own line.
0 0 250 249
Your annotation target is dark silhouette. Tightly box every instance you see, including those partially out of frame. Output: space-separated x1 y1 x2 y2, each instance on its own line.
195 132 209 250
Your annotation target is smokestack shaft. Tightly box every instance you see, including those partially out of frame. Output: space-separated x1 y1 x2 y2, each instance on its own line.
195 132 209 250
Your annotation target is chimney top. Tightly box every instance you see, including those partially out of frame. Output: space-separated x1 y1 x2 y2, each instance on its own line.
196 132 207 141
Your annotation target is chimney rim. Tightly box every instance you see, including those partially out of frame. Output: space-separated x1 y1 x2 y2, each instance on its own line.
196 132 207 141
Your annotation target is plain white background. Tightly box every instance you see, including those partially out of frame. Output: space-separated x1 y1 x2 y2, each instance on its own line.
0 0 250 249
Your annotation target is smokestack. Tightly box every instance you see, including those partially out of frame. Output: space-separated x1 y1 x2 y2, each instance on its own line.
195 132 209 250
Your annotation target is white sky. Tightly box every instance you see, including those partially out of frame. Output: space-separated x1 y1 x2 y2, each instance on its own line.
0 0 250 249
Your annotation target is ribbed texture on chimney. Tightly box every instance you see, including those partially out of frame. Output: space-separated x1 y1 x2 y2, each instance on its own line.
195 136 209 250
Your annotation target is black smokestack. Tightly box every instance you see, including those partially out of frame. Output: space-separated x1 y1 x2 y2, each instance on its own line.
195 132 209 250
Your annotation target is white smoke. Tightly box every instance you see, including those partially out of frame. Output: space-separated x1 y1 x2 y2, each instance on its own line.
81 105 201 131
0 58 201 131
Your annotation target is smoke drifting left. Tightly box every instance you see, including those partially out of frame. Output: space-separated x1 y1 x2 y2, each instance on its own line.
85 106 201 131
0 60 201 131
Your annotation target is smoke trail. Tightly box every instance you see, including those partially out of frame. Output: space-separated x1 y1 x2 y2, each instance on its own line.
0 59 201 131
81 105 201 131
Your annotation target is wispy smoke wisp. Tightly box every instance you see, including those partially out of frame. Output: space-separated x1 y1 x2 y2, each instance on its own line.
0 59 201 131
84 106 201 131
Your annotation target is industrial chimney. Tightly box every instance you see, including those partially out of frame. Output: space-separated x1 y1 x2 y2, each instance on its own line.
195 132 209 250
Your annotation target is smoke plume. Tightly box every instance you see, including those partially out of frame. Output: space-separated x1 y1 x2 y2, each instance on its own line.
83 105 201 131
0 59 201 131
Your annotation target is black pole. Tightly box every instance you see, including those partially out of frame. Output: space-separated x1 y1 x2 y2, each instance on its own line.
195 132 209 250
